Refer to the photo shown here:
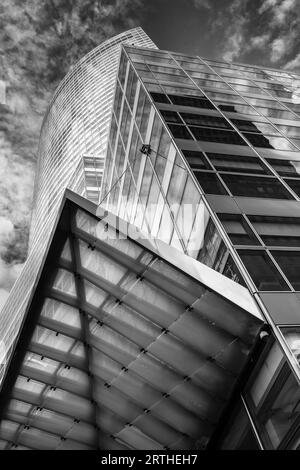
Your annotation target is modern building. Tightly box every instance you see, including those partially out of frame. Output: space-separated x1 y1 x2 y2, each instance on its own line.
0 30 300 450
0 28 156 388
29 27 156 253
0 190 263 450
99 44 300 449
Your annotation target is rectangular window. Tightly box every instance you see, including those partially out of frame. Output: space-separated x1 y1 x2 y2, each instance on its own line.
193 171 227 195
218 103 259 116
271 251 300 290
221 174 294 199
248 215 300 247
168 94 215 109
181 149 211 170
244 133 296 151
218 214 260 245
245 342 300 449
242 132 274 149
189 127 247 146
207 153 270 175
231 119 279 136
150 92 170 103
218 399 260 449
284 179 300 197
238 250 289 291
160 110 183 123
266 159 300 178
180 113 233 129
281 327 300 367
167 124 193 140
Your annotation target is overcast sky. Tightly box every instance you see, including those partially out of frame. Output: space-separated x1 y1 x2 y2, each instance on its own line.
0 0 299 309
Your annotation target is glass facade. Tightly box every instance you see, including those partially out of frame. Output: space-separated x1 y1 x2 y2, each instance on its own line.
1 31 300 450
100 44 300 449
101 44 300 295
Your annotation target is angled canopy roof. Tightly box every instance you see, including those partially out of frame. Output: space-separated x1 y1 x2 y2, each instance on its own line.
0 190 263 450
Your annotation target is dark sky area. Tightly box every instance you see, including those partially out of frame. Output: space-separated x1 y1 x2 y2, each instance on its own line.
0 0 299 308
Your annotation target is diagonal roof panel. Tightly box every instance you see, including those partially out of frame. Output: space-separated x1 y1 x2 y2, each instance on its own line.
0 190 264 450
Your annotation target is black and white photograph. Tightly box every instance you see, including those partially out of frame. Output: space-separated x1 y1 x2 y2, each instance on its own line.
0 0 299 456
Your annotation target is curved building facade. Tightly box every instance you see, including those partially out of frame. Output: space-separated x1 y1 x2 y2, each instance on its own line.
29 27 156 251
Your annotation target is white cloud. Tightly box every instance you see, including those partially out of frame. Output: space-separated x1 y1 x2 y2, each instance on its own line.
284 52 300 70
259 0 299 25
0 0 145 305
223 26 246 62
250 33 271 49
270 37 288 62
216 0 251 62
271 0 298 25
193 0 212 9
259 0 280 15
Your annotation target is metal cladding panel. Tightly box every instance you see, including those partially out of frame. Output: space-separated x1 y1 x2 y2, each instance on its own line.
0 192 263 450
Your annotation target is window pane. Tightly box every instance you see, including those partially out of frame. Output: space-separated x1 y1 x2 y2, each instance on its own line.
284 179 300 197
266 159 300 177
231 119 279 136
219 400 260 449
257 369 300 448
160 110 183 123
218 214 260 245
222 254 245 286
238 250 289 291
167 124 193 140
207 153 270 175
150 92 169 103
244 134 296 151
193 172 227 195
221 174 293 199
168 95 214 109
180 113 232 129
271 251 300 290
190 127 247 145
182 150 211 170
281 327 300 367
242 132 274 149
52 269 77 297
248 215 300 247
244 343 300 449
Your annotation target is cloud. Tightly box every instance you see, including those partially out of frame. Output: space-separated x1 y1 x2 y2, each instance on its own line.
270 37 289 62
284 52 300 71
255 0 300 65
215 0 300 66
0 0 145 308
259 0 298 25
250 33 271 49
216 0 251 62
192 0 212 9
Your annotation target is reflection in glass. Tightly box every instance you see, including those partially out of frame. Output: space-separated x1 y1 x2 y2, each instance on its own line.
266 159 300 178
218 214 260 246
238 250 289 291
221 174 293 199
194 171 227 195
271 251 300 290
281 327 300 367
219 399 260 449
